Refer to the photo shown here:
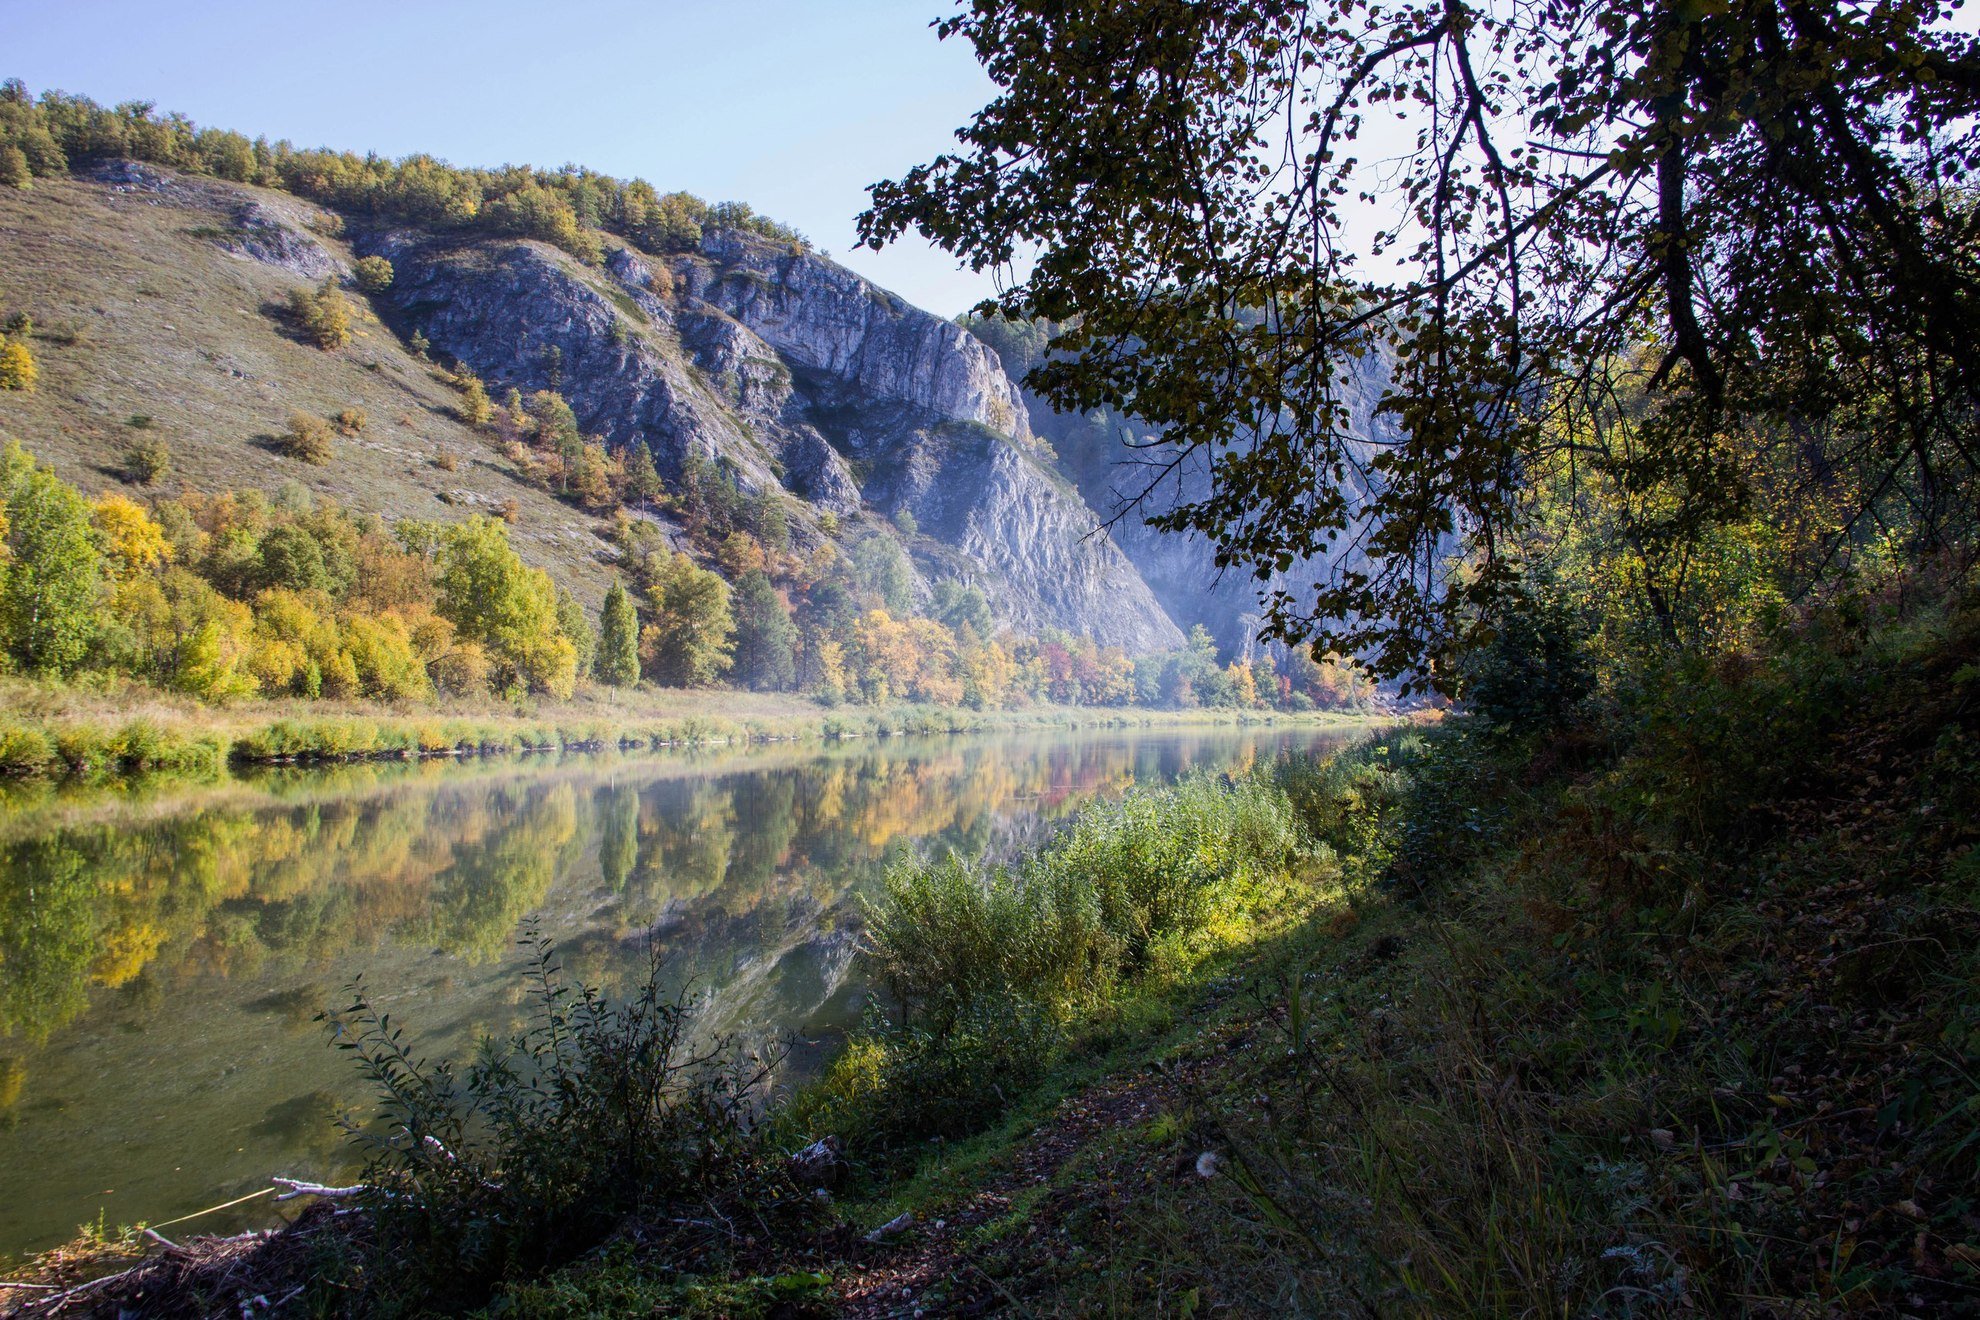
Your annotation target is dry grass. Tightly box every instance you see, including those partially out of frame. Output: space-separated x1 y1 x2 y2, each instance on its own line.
0 171 624 609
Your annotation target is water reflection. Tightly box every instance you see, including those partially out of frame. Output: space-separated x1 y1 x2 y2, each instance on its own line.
0 725 1346 1254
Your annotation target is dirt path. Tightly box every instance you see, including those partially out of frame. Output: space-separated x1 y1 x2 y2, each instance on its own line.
829 1066 1192 1319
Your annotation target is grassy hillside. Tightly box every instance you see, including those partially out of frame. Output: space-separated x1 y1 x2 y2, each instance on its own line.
0 169 623 608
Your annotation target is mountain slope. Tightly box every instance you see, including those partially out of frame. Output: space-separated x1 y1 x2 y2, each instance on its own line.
0 162 624 606
970 316 1399 658
0 160 1184 651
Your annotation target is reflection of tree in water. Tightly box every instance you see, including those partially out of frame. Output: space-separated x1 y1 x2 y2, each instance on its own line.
596 783 638 894
0 730 1334 1050
418 783 583 962
0 837 99 1043
0 777 590 1041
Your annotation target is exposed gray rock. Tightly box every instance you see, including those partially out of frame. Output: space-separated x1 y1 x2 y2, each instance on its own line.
222 200 345 280
1023 350 1400 658
365 226 1183 651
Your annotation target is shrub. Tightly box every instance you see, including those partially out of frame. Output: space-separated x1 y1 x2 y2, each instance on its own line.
122 433 171 485
866 854 1119 1028
334 407 367 436
792 998 1060 1153
456 370 492 426
279 410 335 463
328 935 804 1304
0 723 54 773
433 448 458 472
0 335 36 391
848 770 1318 1149
289 279 352 349
353 255 394 292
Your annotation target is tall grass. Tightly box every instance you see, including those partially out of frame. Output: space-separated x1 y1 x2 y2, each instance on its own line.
807 770 1325 1152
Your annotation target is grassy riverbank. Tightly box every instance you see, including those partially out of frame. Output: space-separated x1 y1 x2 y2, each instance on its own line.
0 678 1374 780
6 599 1972 1316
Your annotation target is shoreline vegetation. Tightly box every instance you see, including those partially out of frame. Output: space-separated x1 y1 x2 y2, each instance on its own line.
4 591 1973 1316
0 682 1384 782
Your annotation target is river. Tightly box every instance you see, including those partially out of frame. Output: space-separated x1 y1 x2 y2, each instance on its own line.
0 722 1355 1256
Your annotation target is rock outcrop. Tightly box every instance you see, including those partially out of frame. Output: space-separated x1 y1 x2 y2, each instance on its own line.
366 226 1184 652
1018 347 1400 658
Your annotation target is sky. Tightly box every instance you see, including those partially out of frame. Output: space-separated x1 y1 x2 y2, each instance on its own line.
2 0 1010 317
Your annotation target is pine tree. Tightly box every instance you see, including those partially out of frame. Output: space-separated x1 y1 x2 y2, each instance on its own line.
731 569 796 691
595 580 640 687
624 439 662 511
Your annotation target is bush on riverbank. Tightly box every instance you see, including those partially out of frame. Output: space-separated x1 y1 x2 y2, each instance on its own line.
0 685 1360 783
321 935 813 1311
794 771 1326 1156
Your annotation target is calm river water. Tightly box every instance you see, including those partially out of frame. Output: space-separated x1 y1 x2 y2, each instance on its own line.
0 723 1353 1255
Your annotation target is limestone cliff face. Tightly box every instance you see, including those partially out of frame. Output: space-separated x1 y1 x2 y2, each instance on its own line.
365 226 1183 652
1017 347 1400 659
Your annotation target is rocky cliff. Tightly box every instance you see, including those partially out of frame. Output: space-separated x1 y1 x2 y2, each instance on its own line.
975 318 1399 659
363 225 1183 652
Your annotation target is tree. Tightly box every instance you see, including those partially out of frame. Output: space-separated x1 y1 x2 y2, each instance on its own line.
731 569 796 691
554 586 596 677
595 580 639 687
640 551 733 686
0 145 30 190
0 446 103 674
122 433 170 485
849 533 913 614
90 494 172 577
864 0 1980 683
457 372 493 427
435 515 576 697
352 255 394 293
931 579 994 639
623 442 663 513
254 523 333 595
279 411 335 464
0 336 36 391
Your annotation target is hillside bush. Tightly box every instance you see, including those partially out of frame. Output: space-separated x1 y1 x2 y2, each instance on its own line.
352 255 394 292
279 411 335 464
288 279 351 349
0 336 36 391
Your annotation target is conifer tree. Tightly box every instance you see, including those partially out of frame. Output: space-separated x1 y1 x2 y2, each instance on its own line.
731 569 796 691
624 439 662 511
595 579 640 687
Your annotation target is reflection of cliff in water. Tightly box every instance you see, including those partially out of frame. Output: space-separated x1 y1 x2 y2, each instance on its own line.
0 726 1351 1255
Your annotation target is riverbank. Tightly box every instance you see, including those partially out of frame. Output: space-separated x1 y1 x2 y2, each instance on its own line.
10 601 1969 1315
0 677 1378 780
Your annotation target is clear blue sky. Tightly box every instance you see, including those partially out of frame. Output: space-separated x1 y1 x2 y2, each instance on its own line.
3 0 1010 317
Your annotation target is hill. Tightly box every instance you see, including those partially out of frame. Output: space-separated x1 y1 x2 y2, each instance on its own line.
0 156 1181 650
